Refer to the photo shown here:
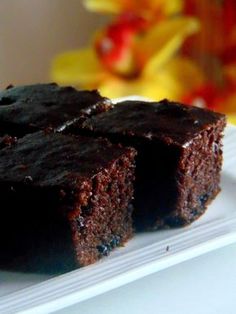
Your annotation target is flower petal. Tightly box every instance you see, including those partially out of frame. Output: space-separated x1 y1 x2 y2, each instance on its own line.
98 77 148 99
161 0 183 16
227 114 236 125
51 48 107 87
98 56 204 100
140 17 200 75
83 0 122 14
84 0 183 17
143 58 204 100
98 74 184 100
160 57 205 97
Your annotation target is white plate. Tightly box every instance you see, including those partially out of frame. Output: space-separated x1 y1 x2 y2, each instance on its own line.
0 124 236 314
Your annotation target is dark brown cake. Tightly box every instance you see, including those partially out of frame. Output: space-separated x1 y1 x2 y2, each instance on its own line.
70 99 226 230
0 131 136 272
0 135 17 149
0 83 110 137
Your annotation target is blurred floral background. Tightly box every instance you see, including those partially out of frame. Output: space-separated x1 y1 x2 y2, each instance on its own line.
51 0 236 124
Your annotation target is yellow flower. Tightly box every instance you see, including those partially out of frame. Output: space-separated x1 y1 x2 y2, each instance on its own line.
51 17 203 100
84 0 183 19
228 114 236 125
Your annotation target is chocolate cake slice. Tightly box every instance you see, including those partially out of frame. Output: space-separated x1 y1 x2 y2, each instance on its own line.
0 131 136 272
0 83 110 137
0 135 17 149
70 99 226 230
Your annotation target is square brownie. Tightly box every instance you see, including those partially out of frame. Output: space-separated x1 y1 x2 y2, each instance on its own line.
0 83 110 137
0 131 136 272
71 99 226 230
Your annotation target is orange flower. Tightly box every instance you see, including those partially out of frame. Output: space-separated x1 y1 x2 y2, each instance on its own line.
84 0 183 22
51 16 203 100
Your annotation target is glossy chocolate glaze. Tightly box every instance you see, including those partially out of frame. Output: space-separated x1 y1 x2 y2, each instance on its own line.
0 83 110 136
0 131 134 189
82 99 226 146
